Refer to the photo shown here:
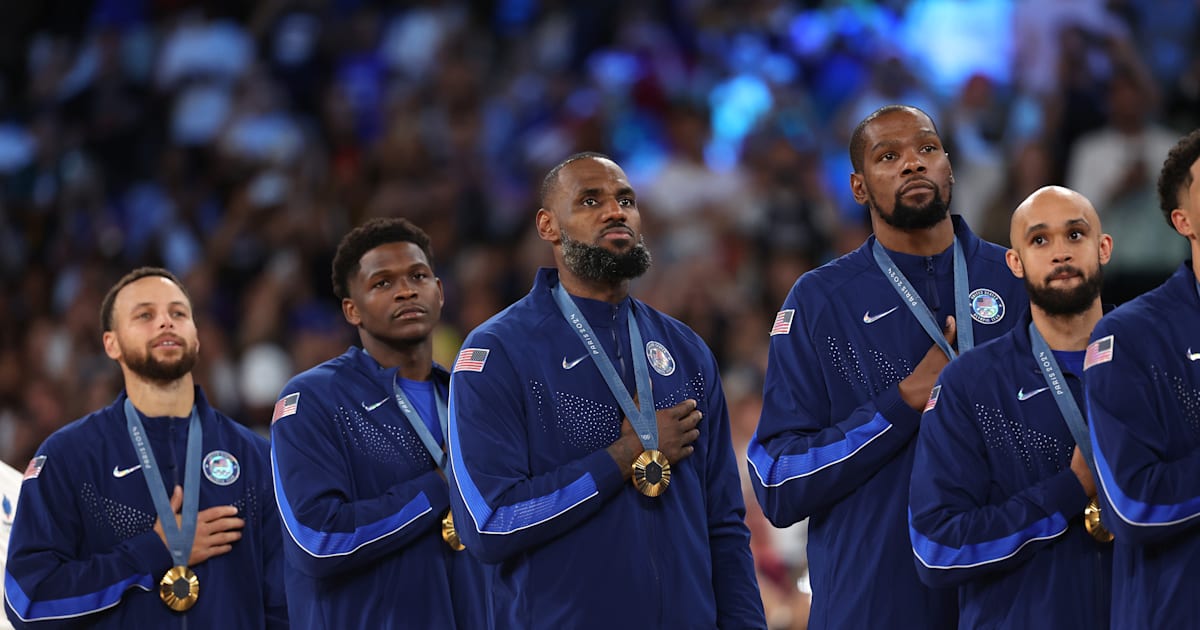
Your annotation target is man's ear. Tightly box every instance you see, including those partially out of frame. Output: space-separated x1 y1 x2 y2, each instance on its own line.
103 331 121 361
342 298 361 327
850 172 868 205
536 208 559 243
1005 248 1025 279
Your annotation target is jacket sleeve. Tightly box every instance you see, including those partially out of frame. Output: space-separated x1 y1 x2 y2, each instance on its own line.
698 350 767 628
3 442 173 627
271 380 448 579
908 367 1089 588
256 440 289 629
1085 324 1200 543
747 288 924 527
447 332 626 565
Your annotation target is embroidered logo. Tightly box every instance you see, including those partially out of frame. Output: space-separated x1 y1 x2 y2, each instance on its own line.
362 397 388 412
968 288 1005 324
562 355 587 370
203 450 240 486
1187 348 1200 362
924 385 942 413
112 464 143 478
645 341 676 376
1016 386 1050 401
862 307 899 324
23 456 46 480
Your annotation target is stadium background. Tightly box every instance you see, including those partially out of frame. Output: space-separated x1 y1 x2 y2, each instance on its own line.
1 1 1197 626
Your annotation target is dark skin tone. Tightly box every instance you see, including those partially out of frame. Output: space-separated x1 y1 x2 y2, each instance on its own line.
536 156 701 479
850 108 961 411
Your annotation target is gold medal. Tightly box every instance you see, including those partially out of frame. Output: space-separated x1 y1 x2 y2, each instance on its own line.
632 449 671 497
1083 497 1114 543
441 510 465 551
159 565 199 611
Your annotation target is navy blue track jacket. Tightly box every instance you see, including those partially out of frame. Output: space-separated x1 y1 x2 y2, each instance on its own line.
748 216 1027 629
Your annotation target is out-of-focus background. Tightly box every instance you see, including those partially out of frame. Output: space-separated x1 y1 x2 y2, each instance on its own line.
0 1 1195 626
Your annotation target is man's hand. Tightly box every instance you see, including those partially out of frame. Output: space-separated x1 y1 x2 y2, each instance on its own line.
1070 446 1097 498
153 485 245 566
607 399 703 479
900 316 957 412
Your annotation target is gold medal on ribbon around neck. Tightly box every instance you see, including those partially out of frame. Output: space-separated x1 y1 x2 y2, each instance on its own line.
441 510 465 551
1083 498 1114 543
632 449 671 497
159 565 199 611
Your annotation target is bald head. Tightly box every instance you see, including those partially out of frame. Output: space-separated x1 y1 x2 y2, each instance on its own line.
1010 186 1101 248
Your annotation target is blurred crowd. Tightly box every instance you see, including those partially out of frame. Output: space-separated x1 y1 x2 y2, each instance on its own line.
1 1 1197 627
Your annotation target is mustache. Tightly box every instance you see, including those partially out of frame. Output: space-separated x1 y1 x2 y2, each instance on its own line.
1044 264 1083 282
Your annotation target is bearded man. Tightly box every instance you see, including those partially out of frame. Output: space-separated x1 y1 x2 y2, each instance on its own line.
4 267 287 629
908 186 1115 629
446 152 766 629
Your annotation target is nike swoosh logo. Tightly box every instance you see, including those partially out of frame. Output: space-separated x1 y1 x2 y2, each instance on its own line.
562 355 587 370
362 398 388 412
112 464 142 478
862 307 899 324
1188 348 1200 361
1017 387 1050 401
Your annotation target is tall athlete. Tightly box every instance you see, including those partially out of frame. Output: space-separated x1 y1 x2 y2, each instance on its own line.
5 268 287 628
1084 127 1200 627
271 218 486 628
447 152 765 628
747 105 1028 628
909 186 1113 628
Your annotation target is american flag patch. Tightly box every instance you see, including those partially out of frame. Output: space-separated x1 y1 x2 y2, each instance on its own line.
770 309 795 336
272 392 300 424
454 348 490 373
23 455 46 480
1084 335 1114 370
924 385 942 413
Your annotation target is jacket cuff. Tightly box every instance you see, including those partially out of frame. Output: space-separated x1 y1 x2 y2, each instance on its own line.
876 384 923 436
124 530 176 576
591 447 629 499
1044 468 1091 516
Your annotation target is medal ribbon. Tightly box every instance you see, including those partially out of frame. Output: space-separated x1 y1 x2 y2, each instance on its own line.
124 398 202 569
871 237 973 359
551 282 656 450
1028 322 1099 479
393 377 449 471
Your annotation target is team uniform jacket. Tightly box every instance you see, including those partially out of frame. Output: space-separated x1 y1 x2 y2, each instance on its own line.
747 216 1027 629
4 388 287 629
1085 262 1200 628
447 268 765 629
271 348 486 629
908 309 1112 629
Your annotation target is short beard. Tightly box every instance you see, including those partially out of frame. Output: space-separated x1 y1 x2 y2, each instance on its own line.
872 186 951 230
561 229 652 283
124 345 198 383
1025 264 1103 316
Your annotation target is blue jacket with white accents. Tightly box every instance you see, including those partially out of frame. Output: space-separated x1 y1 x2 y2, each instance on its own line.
747 216 1027 629
1085 262 1200 628
908 308 1111 629
271 348 487 629
447 268 765 630
3 389 286 629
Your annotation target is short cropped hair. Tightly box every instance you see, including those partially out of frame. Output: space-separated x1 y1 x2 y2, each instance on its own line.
99 267 192 333
1157 128 1200 228
331 217 435 300
848 104 940 173
539 151 612 207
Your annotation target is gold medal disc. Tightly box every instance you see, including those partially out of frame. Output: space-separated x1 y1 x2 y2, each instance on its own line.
1084 497 1114 543
159 565 199 611
441 510 465 551
632 450 671 497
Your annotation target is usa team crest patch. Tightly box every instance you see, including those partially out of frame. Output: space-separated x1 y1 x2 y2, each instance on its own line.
968 288 1005 324
203 450 241 486
272 392 300 424
23 455 46 480
770 309 795 336
924 385 942 413
1084 335 1114 370
454 348 490 372
645 341 676 376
